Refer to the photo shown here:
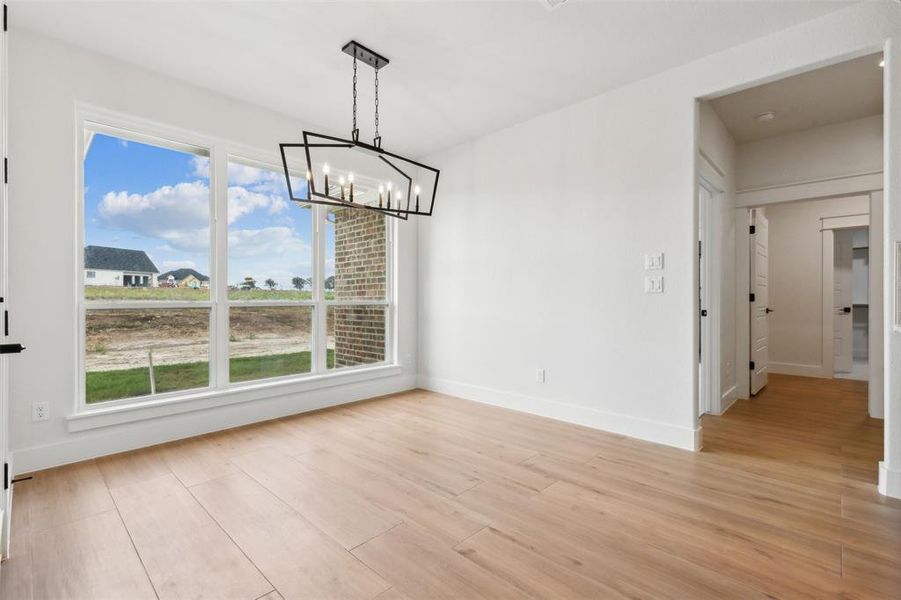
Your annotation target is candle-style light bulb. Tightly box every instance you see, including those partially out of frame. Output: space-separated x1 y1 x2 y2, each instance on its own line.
348 173 355 202
414 185 421 212
322 164 330 196
395 192 403 211
378 184 385 208
339 176 346 201
386 181 392 208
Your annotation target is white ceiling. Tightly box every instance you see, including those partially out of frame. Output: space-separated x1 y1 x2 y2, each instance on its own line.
710 53 884 143
13 1 853 157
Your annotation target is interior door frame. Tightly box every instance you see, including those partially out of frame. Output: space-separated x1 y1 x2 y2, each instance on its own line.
697 176 721 416
697 157 723 419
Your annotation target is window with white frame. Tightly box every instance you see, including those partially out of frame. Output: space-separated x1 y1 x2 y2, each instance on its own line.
81 121 392 407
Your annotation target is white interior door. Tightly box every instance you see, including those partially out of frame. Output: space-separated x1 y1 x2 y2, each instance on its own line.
833 229 854 373
750 209 769 395
0 2 9 558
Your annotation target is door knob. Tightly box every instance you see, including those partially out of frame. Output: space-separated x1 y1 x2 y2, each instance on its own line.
843 306 851 314
765 308 773 314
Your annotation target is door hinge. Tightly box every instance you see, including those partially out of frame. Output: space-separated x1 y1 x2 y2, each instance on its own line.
4 157 8 184
3 5 7 33
749 361 756 370
3 462 7 491
750 225 756 234
3 309 7 336
749 293 755 302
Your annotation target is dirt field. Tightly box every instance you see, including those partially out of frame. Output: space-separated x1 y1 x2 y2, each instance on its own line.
85 307 329 371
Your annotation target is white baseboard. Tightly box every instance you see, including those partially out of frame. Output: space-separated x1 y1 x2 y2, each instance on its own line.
767 361 829 378
879 461 901 499
12 374 418 474
417 376 700 451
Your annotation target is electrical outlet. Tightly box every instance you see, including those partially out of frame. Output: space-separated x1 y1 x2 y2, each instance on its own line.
536 368 546 383
32 401 49 422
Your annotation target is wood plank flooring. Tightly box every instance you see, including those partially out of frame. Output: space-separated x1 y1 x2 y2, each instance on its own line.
2 374 900 599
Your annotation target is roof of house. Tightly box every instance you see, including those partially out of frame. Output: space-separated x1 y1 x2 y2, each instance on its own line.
84 246 159 273
158 268 210 282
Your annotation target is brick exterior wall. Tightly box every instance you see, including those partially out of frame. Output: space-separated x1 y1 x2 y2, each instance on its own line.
332 208 386 367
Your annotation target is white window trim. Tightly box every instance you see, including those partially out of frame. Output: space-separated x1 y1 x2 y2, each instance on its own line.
75 104 397 419
66 363 403 432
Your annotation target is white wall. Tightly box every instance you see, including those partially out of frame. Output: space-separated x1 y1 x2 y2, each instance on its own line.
418 1 901 464
737 115 883 191
698 102 738 413
84 268 124 287
7 31 418 473
765 196 870 376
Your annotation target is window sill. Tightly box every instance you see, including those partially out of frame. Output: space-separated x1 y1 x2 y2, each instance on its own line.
66 364 403 432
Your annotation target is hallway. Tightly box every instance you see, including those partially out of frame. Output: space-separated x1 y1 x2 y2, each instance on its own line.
702 373 899 597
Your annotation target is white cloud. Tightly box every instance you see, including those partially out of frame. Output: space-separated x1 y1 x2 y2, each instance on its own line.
227 186 286 223
161 259 196 271
98 177 309 287
228 226 310 258
192 156 286 193
98 181 210 252
228 227 312 288
192 156 210 179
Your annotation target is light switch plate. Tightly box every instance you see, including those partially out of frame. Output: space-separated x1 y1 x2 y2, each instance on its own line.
644 252 664 270
645 275 664 294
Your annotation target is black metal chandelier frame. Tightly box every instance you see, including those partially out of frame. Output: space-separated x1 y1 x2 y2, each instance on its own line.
279 40 440 220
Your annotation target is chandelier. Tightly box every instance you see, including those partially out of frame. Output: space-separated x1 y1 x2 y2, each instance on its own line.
280 41 440 220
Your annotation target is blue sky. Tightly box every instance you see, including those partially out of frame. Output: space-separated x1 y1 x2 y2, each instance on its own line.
84 133 325 288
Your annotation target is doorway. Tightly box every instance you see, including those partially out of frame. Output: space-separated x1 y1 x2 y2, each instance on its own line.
694 50 894 496
833 227 870 381
739 199 874 397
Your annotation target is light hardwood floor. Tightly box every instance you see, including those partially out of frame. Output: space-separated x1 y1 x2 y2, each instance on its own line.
1 374 899 599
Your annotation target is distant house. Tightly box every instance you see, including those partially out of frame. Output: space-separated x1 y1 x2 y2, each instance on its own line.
84 245 159 287
158 268 210 289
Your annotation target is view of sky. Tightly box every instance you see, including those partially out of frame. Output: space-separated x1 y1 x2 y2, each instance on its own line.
84 132 326 289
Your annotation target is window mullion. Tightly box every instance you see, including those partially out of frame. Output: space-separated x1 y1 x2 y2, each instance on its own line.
314 204 328 373
212 146 230 388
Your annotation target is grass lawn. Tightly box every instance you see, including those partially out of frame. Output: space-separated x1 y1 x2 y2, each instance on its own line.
85 287 333 301
86 350 336 403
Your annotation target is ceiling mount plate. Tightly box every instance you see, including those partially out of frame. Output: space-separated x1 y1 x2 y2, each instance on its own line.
342 40 389 70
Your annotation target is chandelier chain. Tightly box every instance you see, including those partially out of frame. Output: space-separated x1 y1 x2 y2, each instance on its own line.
352 56 358 137
374 67 380 141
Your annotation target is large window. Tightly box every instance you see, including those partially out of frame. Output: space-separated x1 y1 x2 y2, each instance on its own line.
81 121 392 407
